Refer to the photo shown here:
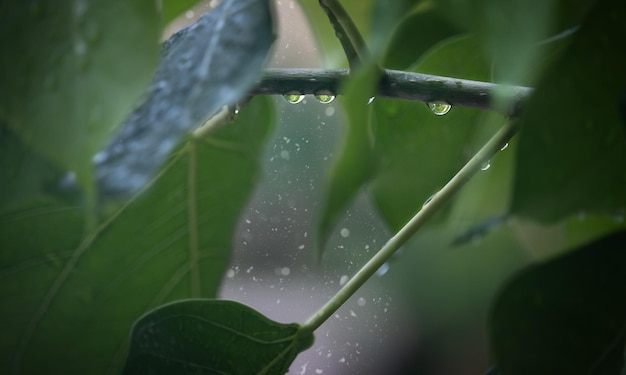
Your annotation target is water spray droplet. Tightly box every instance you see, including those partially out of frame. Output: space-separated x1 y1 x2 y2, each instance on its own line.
314 91 335 104
283 92 304 104
427 101 452 115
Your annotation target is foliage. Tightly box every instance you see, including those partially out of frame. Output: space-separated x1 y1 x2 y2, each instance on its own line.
0 0 625 374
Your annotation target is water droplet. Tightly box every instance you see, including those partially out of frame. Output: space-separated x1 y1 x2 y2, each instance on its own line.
314 91 335 104
367 97 376 105
325 106 335 117
357 297 366 307
283 92 304 104
339 275 349 286
427 101 452 115
480 160 491 171
500 142 509 151
376 262 390 276
280 267 290 276
423 194 434 207
340 228 350 237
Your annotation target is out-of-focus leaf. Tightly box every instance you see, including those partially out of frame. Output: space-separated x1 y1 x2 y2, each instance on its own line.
317 64 379 255
0 0 160 179
0 122 66 213
0 97 274 374
94 0 276 196
383 4 460 70
370 35 493 231
123 299 314 374
510 0 626 223
162 0 204 25
432 0 557 86
489 229 626 374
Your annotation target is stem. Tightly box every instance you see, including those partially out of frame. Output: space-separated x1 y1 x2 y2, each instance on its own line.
253 69 531 116
301 120 519 334
318 0 372 70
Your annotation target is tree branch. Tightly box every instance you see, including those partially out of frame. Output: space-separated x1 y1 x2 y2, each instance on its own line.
252 68 532 116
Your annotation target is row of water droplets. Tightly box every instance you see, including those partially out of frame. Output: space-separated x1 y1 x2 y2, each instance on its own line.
284 93 453 117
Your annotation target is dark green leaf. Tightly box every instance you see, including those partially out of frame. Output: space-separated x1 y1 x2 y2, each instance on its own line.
371 35 495 231
489 229 626 374
510 0 626 222
0 0 161 177
123 299 314 375
317 64 380 255
0 97 274 374
94 0 276 196
0 122 66 213
383 5 460 70
432 0 561 86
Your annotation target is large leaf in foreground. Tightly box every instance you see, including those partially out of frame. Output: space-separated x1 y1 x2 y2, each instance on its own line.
0 97 274 374
124 299 314 374
95 0 276 196
510 0 626 223
0 0 160 178
489 229 626 374
317 64 379 255
371 35 494 231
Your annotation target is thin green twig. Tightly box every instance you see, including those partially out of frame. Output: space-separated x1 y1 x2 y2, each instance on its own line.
318 0 373 70
300 120 519 334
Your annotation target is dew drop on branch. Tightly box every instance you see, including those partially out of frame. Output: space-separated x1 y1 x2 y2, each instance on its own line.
427 101 452 115
314 91 335 104
480 160 491 171
283 91 305 104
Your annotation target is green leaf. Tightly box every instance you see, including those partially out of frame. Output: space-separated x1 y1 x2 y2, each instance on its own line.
317 63 379 255
371 35 494 231
383 5 460 70
123 299 314 375
0 122 66 213
0 0 160 177
510 0 626 223
432 0 557 86
489 229 626 374
0 97 274 374
95 0 276 196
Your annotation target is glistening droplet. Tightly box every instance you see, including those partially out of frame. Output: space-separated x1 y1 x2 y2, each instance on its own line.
500 142 509 151
423 194 434 207
427 101 452 115
367 97 375 105
283 92 304 104
480 160 491 171
314 91 335 104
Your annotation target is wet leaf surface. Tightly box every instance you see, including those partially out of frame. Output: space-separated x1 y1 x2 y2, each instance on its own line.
0 97 274 374
124 299 314 375
94 0 276 196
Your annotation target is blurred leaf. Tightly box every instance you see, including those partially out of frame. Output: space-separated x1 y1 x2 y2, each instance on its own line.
432 0 558 86
383 4 460 70
489 229 626 374
123 299 314 374
0 97 274 374
510 0 626 223
94 0 276 196
162 0 204 25
0 122 66 213
0 0 160 178
317 64 380 255
371 35 493 231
